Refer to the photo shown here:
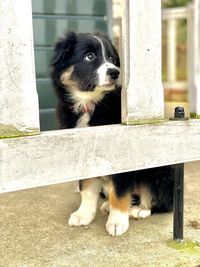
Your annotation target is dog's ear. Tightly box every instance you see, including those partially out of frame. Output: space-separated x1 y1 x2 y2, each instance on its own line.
51 31 77 66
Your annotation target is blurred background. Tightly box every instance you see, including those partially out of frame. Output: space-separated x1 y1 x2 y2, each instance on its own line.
162 0 191 102
32 0 193 130
113 0 192 102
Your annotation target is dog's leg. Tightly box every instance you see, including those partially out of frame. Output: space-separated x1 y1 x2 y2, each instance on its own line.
106 186 130 236
68 178 101 226
130 183 152 219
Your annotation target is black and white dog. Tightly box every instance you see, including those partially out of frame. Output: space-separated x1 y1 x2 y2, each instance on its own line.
51 31 174 236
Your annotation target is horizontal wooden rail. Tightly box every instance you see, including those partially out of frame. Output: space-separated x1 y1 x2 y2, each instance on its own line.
1 120 200 193
163 81 188 90
162 6 189 20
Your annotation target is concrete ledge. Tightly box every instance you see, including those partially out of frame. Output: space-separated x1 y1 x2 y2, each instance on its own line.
1 120 200 193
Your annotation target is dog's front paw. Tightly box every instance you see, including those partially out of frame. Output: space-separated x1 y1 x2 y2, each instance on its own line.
68 210 95 226
106 211 129 236
130 206 151 219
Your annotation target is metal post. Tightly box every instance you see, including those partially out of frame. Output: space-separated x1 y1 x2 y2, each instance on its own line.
170 107 188 242
173 163 184 241
170 107 186 241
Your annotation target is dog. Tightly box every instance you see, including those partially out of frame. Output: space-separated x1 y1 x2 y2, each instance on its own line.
51 31 174 236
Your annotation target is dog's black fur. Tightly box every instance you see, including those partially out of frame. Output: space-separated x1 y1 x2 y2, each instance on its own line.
51 31 174 235
112 167 174 213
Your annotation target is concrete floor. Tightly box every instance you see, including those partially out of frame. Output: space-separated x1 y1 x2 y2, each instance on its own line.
0 161 200 267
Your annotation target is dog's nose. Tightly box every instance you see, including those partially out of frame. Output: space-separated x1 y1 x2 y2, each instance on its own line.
107 68 120 80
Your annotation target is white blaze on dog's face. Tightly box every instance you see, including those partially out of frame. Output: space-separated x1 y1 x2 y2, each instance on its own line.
92 35 120 88
97 62 120 87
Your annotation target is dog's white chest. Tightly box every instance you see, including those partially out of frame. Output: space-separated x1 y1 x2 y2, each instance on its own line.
76 112 91 128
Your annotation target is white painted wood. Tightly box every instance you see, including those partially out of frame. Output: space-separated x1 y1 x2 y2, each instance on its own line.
163 81 187 91
167 19 177 84
162 7 189 20
187 3 194 113
122 0 164 124
1 120 200 193
188 0 200 117
0 0 40 137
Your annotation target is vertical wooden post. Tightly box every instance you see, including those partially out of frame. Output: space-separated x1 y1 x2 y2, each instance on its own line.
121 0 164 125
167 19 177 84
0 0 40 138
188 0 200 118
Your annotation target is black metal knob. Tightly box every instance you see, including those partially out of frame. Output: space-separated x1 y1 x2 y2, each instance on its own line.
174 106 185 119
169 106 189 121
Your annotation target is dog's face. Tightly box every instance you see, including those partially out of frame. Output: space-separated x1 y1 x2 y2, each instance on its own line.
52 32 120 95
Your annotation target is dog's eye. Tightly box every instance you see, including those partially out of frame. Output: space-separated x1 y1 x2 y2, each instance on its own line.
85 52 96 62
109 55 114 63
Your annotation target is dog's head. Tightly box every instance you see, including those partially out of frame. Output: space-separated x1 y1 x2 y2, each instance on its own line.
51 32 120 99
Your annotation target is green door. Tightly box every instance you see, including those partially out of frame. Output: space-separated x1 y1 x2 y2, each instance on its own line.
32 0 110 131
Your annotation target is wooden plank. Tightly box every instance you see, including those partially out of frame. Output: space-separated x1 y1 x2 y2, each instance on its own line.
121 0 164 124
0 0 40 137
163 81 187 91
162 7 189 20
1 120 200 193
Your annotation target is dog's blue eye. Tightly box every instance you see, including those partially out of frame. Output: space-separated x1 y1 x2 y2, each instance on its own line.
85 52 96 62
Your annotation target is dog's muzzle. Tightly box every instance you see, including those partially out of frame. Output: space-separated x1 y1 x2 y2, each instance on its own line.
106 68 120 81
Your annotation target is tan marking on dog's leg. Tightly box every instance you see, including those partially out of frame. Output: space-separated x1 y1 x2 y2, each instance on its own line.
80 179 94 191
68 178 102 226
106 187 130 236
109 188 130 212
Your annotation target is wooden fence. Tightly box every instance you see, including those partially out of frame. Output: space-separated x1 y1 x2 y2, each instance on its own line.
0 0 200 240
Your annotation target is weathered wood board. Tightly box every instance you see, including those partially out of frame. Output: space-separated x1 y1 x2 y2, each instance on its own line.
1 120 200 193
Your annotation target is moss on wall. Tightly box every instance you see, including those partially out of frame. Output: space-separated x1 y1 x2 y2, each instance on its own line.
0 124 40 139
190 113 200 119
122 118 167 125
167 239 200 255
